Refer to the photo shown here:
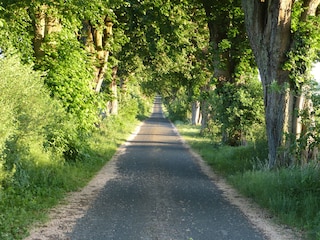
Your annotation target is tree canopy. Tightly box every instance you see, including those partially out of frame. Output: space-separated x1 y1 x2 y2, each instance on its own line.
1 0 320 169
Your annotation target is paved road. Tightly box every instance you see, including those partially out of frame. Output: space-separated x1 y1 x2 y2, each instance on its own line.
69 97 267 240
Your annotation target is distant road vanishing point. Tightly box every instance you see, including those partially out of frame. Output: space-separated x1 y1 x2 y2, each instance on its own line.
69 96 267 240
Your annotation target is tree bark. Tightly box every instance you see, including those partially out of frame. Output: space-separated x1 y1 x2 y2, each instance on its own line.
95 50 110 93
82 18 113 93
33 5 62 59
32 5 61 59
200 99 210 133
191 101 201 125
242 0 320 168
242 0 294 168
109 66 119 115
33 6 46 59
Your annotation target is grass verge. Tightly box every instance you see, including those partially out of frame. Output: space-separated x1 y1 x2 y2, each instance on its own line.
0 115 140 240
176 123 320 240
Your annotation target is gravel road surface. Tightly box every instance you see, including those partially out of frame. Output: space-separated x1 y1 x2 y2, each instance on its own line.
69 97 268 240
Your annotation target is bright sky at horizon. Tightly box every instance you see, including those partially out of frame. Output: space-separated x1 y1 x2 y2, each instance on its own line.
311 62 320 83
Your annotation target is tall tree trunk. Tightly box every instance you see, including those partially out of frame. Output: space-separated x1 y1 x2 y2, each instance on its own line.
200 83 211 133
242 0 320 168
242 0 293 168
200 99 210 133
95 50 110 93
191 101 201 125
109 66 119 115
202 0 242 145
33 6 46 59
82 18 113 93
33 5 62 59
32 5 61 60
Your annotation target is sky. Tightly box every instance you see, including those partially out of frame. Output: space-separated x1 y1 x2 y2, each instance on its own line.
311 62 320 83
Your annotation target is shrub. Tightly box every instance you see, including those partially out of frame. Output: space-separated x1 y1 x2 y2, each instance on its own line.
0 51 74 188
38 30 103 132
163 94 189 122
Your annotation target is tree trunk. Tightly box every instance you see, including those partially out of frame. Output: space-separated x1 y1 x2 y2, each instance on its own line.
202 0 247 145
33 6 46 59
109 66 118 115
95 50 110 93
242 0 293 168
191 101 201 125
32 5 61 60
200 99 210 133
242 0 320 168
82 18 113 93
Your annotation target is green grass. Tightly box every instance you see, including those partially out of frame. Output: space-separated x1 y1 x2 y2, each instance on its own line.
176 123 320 240
230 166 320 239
176 124 268 175
0 115 140 240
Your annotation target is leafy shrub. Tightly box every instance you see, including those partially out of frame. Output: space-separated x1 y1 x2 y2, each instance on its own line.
164 93 189 122
38 30 103 131
136 95 153 120
212 75 264 146
0 51 76 188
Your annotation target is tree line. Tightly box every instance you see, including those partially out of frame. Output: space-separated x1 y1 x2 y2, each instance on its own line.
1 0 320 170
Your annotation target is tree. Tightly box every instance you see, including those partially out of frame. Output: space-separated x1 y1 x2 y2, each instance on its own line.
242 0 320 168
79 1 115 93
200 0 263 145
115 0 210 121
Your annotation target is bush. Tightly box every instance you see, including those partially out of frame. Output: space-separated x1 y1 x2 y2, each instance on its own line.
38 30 103 131
0 52 74 188
0 51 149 239
163 95 189 122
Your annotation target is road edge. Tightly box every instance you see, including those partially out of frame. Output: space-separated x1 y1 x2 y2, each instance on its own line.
24 122 144 240
170 121 303 240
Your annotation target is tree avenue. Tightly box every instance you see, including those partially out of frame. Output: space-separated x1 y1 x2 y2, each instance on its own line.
1 0 320 196
2 0 320 238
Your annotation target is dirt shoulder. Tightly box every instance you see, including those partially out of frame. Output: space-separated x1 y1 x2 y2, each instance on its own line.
24 124 142 240
190 149 303 240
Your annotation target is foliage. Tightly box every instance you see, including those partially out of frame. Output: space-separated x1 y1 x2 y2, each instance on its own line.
1 0 320 238
37 30 103 131
284 13 320 89
0 51 145 238
0 4 34 63
116 0 209 103
215 1 252 73
212 72 265 145
0 53 62 197
0 105 141 240
281 9 320 164
201 0 263 146
163 88 190 122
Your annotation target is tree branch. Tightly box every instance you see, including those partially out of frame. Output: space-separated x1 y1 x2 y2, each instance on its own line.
301 0 320 20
